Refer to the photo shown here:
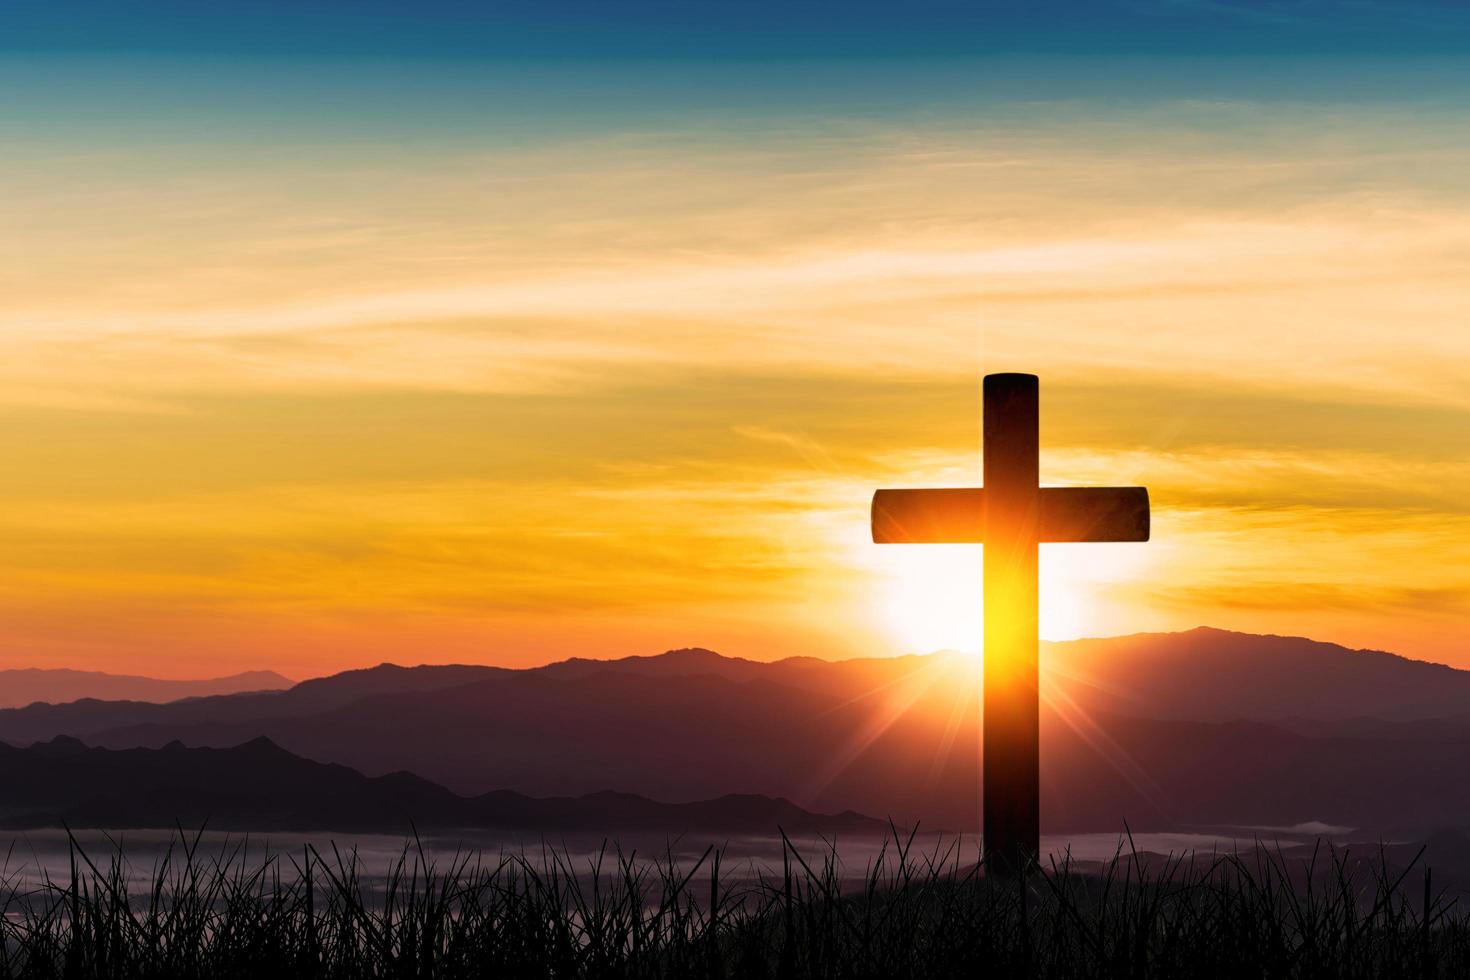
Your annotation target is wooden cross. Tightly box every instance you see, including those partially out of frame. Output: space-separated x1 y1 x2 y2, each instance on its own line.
871 373 1149 874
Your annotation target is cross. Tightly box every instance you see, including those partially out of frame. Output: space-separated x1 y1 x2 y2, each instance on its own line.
871 373 1149 874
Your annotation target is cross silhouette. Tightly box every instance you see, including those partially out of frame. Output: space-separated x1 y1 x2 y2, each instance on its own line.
872 373 1149 874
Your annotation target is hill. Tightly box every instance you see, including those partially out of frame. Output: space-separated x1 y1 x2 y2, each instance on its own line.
76 668 1470 833
1045 627 1470 723
0 661 506 746
6 629 1470 833
0 667 292 709
0 736 882 835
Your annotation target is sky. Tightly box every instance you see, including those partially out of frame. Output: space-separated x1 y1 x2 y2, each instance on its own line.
2 2 1469 677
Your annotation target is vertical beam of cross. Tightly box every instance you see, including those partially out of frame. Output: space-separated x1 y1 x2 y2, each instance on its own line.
871 372 1149 875
981 373 1041 876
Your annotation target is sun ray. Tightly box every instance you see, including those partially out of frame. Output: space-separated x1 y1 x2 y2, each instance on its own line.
799 655 958 802
924 657 981 794
1040 680 1173 820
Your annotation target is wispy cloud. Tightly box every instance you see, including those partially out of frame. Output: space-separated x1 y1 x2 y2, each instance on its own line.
3 85 1469 673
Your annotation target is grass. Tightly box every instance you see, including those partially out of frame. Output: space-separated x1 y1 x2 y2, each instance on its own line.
2 827 1468 978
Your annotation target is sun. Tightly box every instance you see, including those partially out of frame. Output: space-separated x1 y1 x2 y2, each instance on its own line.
871 545 983 654
867 542 1144 655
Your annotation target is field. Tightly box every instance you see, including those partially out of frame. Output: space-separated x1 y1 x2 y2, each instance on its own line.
3 829 1468 978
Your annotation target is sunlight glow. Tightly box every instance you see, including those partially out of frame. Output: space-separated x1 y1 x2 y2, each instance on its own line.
867 541 1154 656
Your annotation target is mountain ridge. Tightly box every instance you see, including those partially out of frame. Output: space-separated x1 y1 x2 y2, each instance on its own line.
0 667 293 710
0 735 884 835
6 628 1470 834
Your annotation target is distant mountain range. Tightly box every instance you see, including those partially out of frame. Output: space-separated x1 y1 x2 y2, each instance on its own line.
0 667 293 709
4 628 1469 835
1044 629 1470 724
0 736 881 835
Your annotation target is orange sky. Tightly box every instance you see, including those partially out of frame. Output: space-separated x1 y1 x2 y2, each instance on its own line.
2 58 1469 678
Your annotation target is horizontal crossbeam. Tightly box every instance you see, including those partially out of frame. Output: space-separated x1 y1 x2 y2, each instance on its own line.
871 486 1149 544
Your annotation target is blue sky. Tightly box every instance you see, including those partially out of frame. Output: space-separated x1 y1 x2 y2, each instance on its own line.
5 1 1470 60
6 0 1467 146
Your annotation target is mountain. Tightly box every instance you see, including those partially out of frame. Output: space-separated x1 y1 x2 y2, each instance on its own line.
0 649 917 749
99 670 1468 833
6 629 1470 834
0 662 506 746
0 667 292 709
0 736 883 836
1045 627 1470 724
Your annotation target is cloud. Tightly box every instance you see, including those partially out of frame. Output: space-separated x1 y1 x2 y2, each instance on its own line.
4 87 1470 671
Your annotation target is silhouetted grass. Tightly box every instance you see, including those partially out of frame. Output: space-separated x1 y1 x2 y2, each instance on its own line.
2 826 1467 978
